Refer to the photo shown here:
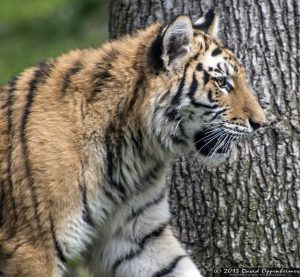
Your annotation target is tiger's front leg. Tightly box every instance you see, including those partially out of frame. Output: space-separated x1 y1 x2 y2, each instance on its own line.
111 226 202 277
88 189 203 277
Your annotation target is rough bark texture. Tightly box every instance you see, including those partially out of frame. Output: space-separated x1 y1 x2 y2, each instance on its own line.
109 0 300 275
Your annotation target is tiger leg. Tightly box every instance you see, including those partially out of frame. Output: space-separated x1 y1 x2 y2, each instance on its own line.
89 225 202 277
113 226 203 277
2 243 59 277
88 190 203 277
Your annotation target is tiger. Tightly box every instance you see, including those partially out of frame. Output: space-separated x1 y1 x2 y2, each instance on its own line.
0 9 265 277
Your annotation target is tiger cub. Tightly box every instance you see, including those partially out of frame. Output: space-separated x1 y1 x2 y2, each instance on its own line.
0 9 265 277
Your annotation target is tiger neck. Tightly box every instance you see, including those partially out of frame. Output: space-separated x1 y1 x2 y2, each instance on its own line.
102 123 172 202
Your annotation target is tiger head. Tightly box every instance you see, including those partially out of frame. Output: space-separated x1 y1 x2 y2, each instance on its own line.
147 10 265 165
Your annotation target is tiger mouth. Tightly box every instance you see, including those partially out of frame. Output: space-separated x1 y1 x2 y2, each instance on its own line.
194 130 234 156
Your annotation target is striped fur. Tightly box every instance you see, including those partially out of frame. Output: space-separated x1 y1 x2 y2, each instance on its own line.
0 10 265 277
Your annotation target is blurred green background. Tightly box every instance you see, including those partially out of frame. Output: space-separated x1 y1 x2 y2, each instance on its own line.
0 0 108 275
0 0 108 84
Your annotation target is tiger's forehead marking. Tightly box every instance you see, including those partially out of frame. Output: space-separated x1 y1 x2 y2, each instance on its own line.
201 45 242 79
203 52 236 78
193 31 242 78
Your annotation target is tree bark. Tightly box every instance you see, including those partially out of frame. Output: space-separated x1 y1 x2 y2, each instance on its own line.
109 0 300 275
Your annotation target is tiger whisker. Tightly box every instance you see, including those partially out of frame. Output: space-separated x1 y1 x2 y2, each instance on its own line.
190 130 226 165
208 132 228 157
190 128 224 148
222 134 235 154
203 126 225 135
202 121 225 126
173 118 183 136
199 130 225 144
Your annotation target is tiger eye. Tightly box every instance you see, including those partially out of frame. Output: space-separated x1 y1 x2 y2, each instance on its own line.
217 77 226 87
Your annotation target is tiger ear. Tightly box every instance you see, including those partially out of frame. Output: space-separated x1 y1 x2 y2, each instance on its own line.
161 15 193 71
193 9 219 37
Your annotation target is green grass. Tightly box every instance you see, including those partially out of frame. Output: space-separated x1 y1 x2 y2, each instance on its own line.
0 0 108 83
0 0 67 24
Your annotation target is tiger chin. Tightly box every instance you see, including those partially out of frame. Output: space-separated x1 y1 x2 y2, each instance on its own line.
0 9 264 277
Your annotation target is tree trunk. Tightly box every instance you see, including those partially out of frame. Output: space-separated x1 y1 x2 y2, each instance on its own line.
109 0 300 275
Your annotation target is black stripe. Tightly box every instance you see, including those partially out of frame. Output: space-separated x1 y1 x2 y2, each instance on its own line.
187 73 218 109
112 223 168 271
164 108 180 121
207 90 215 103
20 61 53 232
112 248 138 271
6 78 18 221
179 122 188 138
137 161 164 189
126 75 144 112
159 90 170 103
152 255 186 277
131 129 144 155
106 146 127 199
203 110 214 116
211 108 227 121
49 215 66 264
102 187 119 205
138 223 167 250
196 63 203 71
187 73 198 100
102 207 109 217
193 53 200 61
211 47 222 56
79 161 94 225
203 36 209 51
213 68 222 74
171 134 187 145
203 70 210 85
87 49 119 102
62 61 82 94
79 184 94 227
217 62 223 72
127 189 166 221
191 101 219 109
111 181 127 200
165 63 189 121
88 68 111 101
105 122 131 200
170 64 188 106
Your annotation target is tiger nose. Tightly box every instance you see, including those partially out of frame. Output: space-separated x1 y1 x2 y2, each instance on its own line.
249 118 264 131
246 94 266 131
